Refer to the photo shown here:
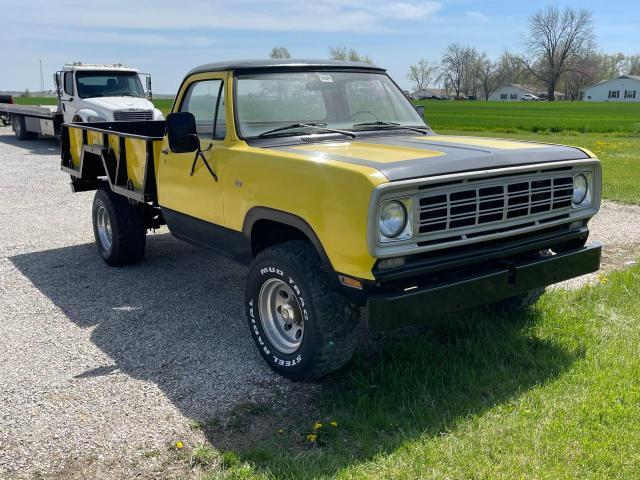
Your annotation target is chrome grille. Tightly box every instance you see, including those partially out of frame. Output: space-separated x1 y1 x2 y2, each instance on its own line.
418 173 574 236
113 110 153 121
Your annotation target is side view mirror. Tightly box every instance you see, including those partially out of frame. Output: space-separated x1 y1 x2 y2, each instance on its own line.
166 112 199 153
145 75 153 100
416 105 425 118
53 72 62 99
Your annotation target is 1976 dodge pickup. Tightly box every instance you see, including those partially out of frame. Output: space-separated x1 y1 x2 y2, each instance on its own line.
60 59 602 380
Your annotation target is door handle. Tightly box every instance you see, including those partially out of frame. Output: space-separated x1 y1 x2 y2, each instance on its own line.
161 148 169 155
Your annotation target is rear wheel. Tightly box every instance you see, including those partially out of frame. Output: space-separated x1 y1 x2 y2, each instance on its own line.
246 241 359 380
12 115 37 140
92 189 146 266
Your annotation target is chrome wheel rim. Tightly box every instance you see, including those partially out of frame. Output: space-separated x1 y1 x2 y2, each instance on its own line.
96 205 113 252
258 278 304 354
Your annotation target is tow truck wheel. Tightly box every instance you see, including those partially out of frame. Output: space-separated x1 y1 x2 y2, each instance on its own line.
92 189 146 266
12 115 37 140
246 240 359 380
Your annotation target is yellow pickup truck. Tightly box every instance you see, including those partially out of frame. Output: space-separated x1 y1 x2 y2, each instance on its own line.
61 59 602 380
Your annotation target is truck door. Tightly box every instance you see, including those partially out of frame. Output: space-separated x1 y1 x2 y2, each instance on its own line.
158 75 226 229
59 71 76 123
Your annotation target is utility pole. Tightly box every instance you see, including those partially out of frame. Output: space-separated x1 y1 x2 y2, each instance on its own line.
39 59 44 94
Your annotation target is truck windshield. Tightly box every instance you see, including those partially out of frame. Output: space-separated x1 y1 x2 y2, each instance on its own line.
235 71 426 138
76 72 145 99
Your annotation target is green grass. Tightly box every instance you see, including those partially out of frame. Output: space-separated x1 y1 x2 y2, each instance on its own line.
418 100 640 135
190 265 640 479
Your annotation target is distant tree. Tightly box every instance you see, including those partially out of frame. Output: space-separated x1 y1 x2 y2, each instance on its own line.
407 58 436 92
476 54 499 100
329 46 372 63
21 88 31 98
439 43 478 98
516 6 595 101
496 52 533 86
270 46 291 59
624 54 640 76
564 52 625 100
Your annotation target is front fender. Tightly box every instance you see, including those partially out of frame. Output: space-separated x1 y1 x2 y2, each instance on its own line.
72 109 105 122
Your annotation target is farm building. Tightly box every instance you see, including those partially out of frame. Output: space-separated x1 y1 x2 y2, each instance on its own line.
489 84 566 101
582 75 640 102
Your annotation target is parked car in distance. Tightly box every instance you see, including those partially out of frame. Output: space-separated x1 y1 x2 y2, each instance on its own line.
521 93 540 101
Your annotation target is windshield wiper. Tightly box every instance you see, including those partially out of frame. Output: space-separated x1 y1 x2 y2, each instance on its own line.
353 121 429 134
83 93 105 98
258 123 356 138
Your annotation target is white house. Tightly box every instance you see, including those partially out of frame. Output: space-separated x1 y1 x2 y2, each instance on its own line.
489 84 565 101
582 75 640 102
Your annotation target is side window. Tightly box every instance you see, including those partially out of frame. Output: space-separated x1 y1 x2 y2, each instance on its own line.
63 72 74 96
179 79 225 140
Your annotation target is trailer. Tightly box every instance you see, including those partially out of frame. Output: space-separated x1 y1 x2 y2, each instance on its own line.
0 63 163 140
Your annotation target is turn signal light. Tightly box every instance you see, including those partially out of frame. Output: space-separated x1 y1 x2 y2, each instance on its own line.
338 275 363 290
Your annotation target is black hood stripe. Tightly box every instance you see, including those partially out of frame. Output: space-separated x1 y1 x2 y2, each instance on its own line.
271 135 590 181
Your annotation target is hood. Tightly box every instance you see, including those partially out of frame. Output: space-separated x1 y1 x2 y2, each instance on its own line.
82 96 154 111
270 135 591 181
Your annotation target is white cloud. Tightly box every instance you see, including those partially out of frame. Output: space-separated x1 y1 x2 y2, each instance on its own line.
465 10 489 23
1 0 442 33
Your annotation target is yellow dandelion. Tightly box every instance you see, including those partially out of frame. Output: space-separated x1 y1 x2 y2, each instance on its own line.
175 441 184 450
597 272 609 284
306 434 317 442
277 428 284 434
330 421 338 428
313 421 323 430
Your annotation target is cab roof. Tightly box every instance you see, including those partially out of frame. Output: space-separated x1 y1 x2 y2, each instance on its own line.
186 59 385 77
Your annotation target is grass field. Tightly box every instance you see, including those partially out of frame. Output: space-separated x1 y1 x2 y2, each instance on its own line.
175 264 640 479
417 100 640 135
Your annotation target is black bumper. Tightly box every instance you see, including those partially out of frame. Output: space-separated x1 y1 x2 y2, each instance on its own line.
367 241 602 330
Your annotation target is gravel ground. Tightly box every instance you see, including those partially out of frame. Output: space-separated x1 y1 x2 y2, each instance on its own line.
0 129 294 479
0 127 639 478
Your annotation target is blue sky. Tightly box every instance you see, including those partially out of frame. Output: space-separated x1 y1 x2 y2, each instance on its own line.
1 0 638 94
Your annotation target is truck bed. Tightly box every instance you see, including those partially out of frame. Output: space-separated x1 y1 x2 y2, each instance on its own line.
61 121 166 203
0 103 60 119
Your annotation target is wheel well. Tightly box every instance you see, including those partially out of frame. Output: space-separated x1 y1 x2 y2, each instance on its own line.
250 219 308 256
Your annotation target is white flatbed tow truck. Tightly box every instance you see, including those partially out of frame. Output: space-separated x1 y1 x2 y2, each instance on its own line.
0 63 163 140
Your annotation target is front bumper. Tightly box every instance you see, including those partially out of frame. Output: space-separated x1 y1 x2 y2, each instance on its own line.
367 241 602 330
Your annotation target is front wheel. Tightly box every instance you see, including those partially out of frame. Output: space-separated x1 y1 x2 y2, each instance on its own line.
246 241 359 380
494 288 545 313
92 189 146 266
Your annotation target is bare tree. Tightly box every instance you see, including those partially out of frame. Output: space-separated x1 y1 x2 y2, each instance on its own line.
270 46 291 59
407 59 436 92
496 52 533 86
439 43 478 98
516 6 595 100
476 54 499 100
329 46 372 63
564 52 625 100
624 54 640 76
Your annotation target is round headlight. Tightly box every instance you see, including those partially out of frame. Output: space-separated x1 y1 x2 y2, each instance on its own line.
379 201 407 238
572 174 588 205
